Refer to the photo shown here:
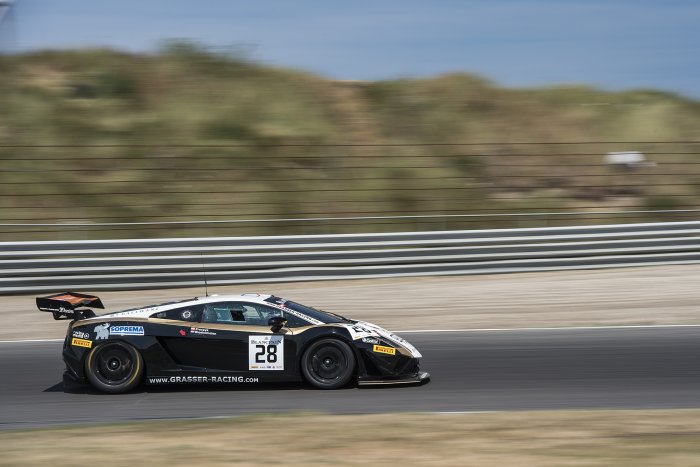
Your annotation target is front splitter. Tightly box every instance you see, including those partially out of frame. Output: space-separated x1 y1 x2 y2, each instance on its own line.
358 371 430 386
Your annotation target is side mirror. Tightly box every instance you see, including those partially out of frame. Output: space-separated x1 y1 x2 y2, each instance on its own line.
268 316 288 332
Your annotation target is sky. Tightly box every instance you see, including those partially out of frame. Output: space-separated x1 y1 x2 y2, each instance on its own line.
4 0 700 99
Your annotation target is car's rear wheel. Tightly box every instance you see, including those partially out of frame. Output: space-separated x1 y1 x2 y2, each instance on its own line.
85 342 143 393
301 338 356 389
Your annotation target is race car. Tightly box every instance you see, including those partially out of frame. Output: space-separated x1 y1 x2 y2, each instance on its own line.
37 292 429 393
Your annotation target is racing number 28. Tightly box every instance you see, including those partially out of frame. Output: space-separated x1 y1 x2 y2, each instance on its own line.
248 336 284 370
255 344 278 363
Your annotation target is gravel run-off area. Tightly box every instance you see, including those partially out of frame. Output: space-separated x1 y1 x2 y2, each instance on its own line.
3 264 699 341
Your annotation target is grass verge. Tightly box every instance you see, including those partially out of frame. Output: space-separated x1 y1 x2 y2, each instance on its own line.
2 410 700 466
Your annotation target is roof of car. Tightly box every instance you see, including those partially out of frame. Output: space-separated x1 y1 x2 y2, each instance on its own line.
83 293 275 320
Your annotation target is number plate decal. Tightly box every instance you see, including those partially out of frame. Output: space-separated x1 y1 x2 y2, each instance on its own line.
249 335 284 370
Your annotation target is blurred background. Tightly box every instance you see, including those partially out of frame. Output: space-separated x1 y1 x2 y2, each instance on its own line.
0 1 699 241
2 4 700 464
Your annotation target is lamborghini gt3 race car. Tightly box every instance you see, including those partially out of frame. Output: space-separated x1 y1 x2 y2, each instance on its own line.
37 292 429 393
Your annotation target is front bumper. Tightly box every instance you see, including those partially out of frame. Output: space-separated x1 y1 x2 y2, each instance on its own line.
357 371 430 386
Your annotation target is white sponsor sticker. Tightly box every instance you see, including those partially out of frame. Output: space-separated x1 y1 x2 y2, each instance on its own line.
343 321 422 358
72 330 90 339
342 322 379 340
109 325 144 336
94 323 110 340
249 335 284 370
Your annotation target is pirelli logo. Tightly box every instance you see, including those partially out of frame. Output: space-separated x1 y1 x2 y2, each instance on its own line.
373 344 396 355
71 337 93 348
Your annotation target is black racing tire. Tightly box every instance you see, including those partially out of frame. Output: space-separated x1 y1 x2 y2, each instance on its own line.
301 338 356 389
85 341 144 394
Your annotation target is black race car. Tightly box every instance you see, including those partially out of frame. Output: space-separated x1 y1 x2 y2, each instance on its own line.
37 292 429 393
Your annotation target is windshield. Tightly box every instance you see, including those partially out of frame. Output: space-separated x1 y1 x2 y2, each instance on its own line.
264 296 348 324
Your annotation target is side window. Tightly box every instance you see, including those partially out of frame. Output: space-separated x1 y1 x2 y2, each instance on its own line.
248 303 280 321
152 304 203 322
202 302 243 324
201 302 283 325
248 303 310 327
252 304 311 327
198 301 311 327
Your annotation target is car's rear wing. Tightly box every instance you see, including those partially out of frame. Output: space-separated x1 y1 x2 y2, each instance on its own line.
36 292 104 320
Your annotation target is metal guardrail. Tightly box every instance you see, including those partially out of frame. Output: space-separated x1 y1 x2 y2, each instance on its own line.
1 221 699 294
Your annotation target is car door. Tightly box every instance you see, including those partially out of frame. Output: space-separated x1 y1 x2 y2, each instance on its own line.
182 301 293 374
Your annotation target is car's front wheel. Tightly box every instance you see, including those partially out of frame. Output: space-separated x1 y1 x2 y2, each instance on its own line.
85 342 144 393
301 338 356 389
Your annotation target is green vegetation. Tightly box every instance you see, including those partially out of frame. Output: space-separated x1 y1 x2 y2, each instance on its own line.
1 43 699 239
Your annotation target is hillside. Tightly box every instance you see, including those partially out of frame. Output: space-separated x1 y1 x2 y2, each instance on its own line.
1 44 699 239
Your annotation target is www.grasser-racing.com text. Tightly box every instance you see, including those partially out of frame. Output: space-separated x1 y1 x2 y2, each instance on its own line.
148 376 259 384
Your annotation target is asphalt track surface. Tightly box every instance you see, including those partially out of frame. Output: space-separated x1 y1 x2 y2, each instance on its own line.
2 327 700 430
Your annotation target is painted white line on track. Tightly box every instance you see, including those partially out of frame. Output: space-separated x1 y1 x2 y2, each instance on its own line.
0 338 63 344
169 411 506 422
394 324 700 334
2 323 700 344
